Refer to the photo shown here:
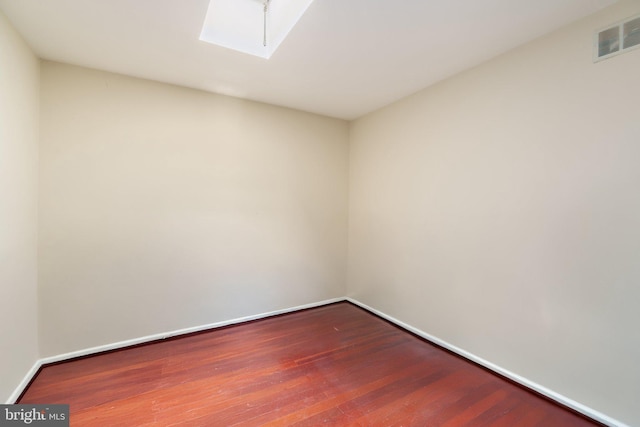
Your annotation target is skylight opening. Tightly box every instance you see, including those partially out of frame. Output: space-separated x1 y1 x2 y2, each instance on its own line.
200 0 315 59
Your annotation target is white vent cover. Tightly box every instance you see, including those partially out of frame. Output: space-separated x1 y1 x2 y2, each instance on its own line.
594 13 640 62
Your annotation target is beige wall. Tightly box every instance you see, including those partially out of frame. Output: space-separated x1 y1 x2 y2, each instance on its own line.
39 62 349 357
348 1 640 425
4 2 639 423
0 11 39 402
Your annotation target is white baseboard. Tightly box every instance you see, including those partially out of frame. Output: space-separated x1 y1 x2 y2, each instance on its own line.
7 295 627 427
8 297 344 402
6 360 43 404
346 297 628 427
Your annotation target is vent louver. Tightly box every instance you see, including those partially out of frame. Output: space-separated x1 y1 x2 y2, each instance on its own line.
595 13 640 62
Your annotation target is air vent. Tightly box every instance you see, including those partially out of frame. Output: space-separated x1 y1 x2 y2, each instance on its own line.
594 13 640 62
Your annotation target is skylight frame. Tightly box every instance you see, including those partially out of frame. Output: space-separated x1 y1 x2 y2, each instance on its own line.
200 0 315 59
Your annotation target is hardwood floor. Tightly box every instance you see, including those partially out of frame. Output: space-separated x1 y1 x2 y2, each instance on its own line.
19 302 602 426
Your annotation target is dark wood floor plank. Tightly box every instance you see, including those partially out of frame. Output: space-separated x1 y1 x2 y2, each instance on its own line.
19 302 602 426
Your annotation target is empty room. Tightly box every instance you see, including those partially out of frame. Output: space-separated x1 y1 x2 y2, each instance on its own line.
1 0 639 425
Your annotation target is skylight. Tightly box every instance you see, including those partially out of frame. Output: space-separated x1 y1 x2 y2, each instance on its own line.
200 0 315 59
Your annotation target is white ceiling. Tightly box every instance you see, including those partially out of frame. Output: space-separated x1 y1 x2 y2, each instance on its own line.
0 0 617 120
